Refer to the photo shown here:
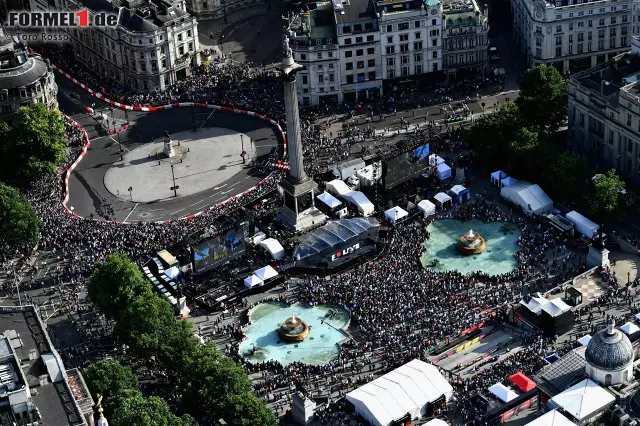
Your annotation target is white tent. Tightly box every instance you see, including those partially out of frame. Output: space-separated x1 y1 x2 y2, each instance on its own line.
385 206 408 224
450 185 466 196
524 410 575 426
550 379 615 421
243 275 263 288
327 179 351 196
519 296 549 315
437 163 452 180
317 192 342 209
578 335 592 346
488 383 518 403
500 182 553 216
254 265 278 281
417 200 436 217
565 211 599 239
541 299 571 317
491 170 508 185
620 322 640 335
165 266 180 279
344 191 375 217
429 154 445 166
433 192 452 208
259 238 285 260
425 420 449 426
635 312 640 322
501 176 518 187
346 359 452 426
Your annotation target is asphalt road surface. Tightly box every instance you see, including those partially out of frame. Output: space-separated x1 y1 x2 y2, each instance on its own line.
57 78 281 223
219 11 284 64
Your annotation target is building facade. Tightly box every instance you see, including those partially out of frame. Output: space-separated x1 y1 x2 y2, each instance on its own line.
511 0 632 74
568 42 640 183
185 0 263 19
0 33 57 123
30 0 200 92
442 0 490 78
291 3 343 105
379 0 443 80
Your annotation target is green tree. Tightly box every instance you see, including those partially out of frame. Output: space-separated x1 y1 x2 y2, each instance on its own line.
0 103 66 186
0 183 38 247
115 292 177 359
111 393 194 426
590 169 625 218
227 393 278 426
466 102 523 169
82 360 139 419
507 127 541 179
88 253 151 319
516 65 568 133
543 151 588 199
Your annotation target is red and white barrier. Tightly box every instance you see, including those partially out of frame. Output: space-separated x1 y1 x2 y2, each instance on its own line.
55 64 290 223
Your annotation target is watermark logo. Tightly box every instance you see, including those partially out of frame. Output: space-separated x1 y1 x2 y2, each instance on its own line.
8 10 118 28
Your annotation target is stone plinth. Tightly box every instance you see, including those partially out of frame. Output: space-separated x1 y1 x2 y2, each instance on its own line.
587 245 610 269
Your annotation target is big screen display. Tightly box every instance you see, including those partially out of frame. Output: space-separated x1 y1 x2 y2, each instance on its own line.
192 227 246 271
384 143 430 189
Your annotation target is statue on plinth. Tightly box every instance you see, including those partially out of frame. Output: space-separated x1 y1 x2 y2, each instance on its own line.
163 136 175 158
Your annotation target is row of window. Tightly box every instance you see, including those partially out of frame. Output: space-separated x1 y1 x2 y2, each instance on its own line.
387 63 438 79
386 51 438 65
553 15 628 33
553 3 628 20
554 28 627 44
547 36 626 56
382 19 438 33
346 59 376 70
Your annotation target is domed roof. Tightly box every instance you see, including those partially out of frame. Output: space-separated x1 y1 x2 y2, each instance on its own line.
585 321 634 371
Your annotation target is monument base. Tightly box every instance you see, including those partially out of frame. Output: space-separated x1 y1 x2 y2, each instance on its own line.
277 178 327 233
587 245 610 269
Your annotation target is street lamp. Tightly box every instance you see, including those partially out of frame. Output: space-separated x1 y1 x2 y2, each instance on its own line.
170 164 179 197
128 186 133 200
222 0 227 24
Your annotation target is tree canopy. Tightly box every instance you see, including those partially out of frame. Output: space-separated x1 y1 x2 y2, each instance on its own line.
111 393 194 426
0 103 66 186
0 183 39 247
226 393 278 426
82 360 139 419
590 169 625 219
515 65 568 133
87 253 152 319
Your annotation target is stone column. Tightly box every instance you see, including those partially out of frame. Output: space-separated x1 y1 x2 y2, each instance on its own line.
283 77 306 183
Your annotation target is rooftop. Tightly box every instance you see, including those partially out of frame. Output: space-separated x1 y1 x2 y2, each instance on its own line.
0 29 50 90
334 0 377 25
377 0 424 13
0 306 92 426
573 52 640 101
533 346 587 397
442 0 480 15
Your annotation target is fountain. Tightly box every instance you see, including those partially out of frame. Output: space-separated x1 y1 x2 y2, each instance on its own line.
279 316 311 342
457 228 486 255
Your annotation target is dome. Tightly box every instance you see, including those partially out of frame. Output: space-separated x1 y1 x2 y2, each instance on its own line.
585 322 634 371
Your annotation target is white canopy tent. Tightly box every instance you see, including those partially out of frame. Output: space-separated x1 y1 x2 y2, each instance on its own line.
433 192 452 208
578 335 592 346
500 182 553 216
621 322 640 335
519 296 550 316
541 299 571 317
425 420 449 426
417 200 436 217
317 192 342 209
346 359 452 426
524 410 575 426
635 312 640 322
565 211 599 239
501 176 518 187
165 266 180 279
491 170 508 185
327 179 351 196
254 265 278 281
550 379 615 421
429 154 445 166
437 163 452 180
385 206 408 224
259 238 285 261
488 383 518 403
344 191 375 217
243 275 263 289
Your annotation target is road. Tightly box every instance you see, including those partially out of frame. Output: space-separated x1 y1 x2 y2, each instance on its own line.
57 77 281 223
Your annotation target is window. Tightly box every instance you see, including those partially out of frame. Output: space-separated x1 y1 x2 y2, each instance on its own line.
569 34 574 43
187 30 192 37
628 113 633 127
161 58 166 68
569 23 573 30
598 39 605 49
610 27 617 37
356 36 363 43
368 71 376 80
400 44 409 52
569 44 573 54
386 46 395 54
536 37 542 47
386 25 392 32
414 53 422 62
556 46 562 56
432 51 438 58
317 53 323 59
318 74 324 83
356 49 364 56
556 14 562 19
415 64 423 74
414 41 423 49
344 25 352 33
387 57 395 66
368 59 375 67
598 29 605 39
610 38 616 48
346 74 354 83
357 61 364 69
365 23 373 31
415 20 420 28
179 46 184 55
178 33 183 42
556 25 562 33
302 75 308 84
387 36 393 43
344 38 352 45
622 36 627 46
367 47 375 54
605 374 612 386
148 38 153 44
345 51 353 58
387 69 395 79
432 39 438 47
415 32 421 39
588 20 593 27
399 34 409 42
578 21 584 27
536 47 542 57
401 55 409 64
188 42 193 51
398 23 409 30
611 16 617 24
328 51 333 58
401 66 409 77
578 33 584 42
598 18 605 26
578 43 583 53
354 24 362 32
367 35 374 41
431 19 436 26
556 36 562 45
301 54 307 60
346 62 354 70
623 15 628 23
357 73 365 82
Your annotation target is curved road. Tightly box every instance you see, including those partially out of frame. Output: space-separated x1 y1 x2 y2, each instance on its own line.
57 77 282 223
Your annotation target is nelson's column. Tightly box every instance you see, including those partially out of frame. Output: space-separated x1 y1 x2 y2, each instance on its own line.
275 31 327 232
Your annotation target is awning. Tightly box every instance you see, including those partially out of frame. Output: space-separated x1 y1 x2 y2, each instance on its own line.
384 206 408 224
254 265 278 281
508 372 536 392
550 379 615 421
433 192 452 205
259 238 285 261
620 322 640 335
417 199 436 217
244 275 263 288
317 192 342 208
488 383 518 403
